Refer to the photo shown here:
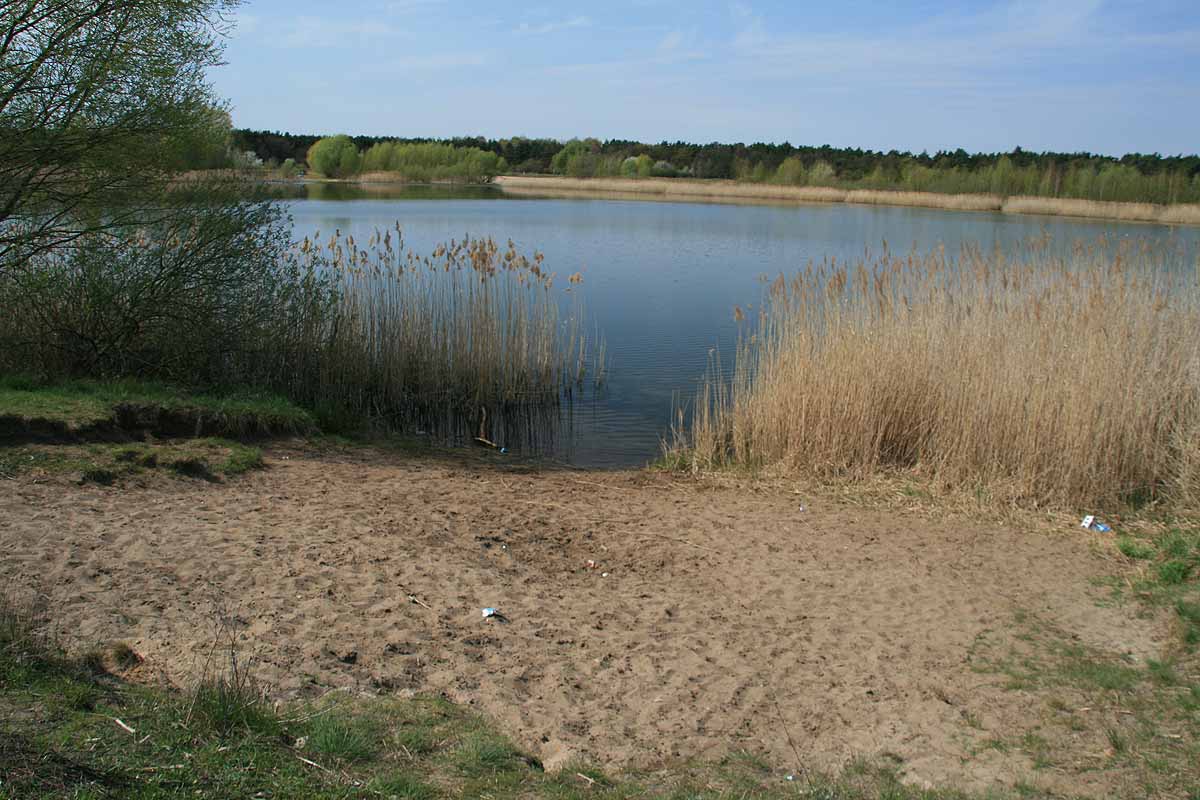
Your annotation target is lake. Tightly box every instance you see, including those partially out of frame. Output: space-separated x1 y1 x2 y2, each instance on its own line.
285 183 1200 467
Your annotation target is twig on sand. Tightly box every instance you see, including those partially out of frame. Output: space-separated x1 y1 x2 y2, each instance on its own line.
769 688 808 784
632 532 720 553
408 593 432 610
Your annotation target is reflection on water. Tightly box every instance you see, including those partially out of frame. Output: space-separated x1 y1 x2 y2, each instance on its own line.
401 392 601 465
267 180 505 202
283 186 1200 468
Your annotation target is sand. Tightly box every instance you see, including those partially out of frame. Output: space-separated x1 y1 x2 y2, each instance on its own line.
0 444 1167 794
494 176 1200 226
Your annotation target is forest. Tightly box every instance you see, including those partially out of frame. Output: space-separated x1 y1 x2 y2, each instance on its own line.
233 129 1200 204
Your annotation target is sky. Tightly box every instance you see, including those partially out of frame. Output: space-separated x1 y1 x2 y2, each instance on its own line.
211 0 1200 156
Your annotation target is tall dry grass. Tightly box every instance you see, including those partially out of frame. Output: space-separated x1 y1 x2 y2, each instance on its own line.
845 189 1002 212
672 239 1200 510
495 176 848 204
497 176 1200 226
277 227 597 431
1001 196 1200 226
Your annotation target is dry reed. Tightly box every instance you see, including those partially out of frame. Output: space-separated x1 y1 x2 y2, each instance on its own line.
1001 196 1200 226
496 176 848 204
845 189 1001 212
282 227 596 429
497 176 1200 226
672 238 1200 510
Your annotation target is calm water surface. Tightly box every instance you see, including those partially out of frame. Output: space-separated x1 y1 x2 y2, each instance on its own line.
286 184 1200 467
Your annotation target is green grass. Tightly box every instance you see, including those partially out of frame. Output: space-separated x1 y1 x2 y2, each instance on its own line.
306 713 379 763
0 374 316 437
967 605 1200 797
0 594 1062 800
0 439 266 485
1117 536 1157 560
1111 525 1200 650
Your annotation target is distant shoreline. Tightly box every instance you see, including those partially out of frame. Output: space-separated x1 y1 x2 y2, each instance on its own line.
494 175 1200 227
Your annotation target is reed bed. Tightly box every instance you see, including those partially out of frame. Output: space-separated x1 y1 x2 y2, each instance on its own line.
496 176 849 204
496 176 1200 226
672 239 1200 510
1001 196 1200 225
845 189 1001 212
353 171 491 185
276 227 597 431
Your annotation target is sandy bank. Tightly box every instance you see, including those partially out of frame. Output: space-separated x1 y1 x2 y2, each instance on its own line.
0 442 1167 795
495 175 1200 226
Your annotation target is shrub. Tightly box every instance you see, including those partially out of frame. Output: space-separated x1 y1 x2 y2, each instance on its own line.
0 182 339 387
306 135 361 178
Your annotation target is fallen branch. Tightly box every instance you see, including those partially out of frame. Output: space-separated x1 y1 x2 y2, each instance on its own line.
112 717 135 735
296 754 333 773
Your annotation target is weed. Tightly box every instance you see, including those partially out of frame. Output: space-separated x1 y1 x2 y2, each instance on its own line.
1118 537 1157 560
305 712 377 762
109 641 140 671
55 681 101 712
1060 650 1141 692
454 732 525 776
79 467 117 486
1147 660 1179 686
0 593 53 666
1158 561 1193 586
1106 726 1129 756
219 445 263 475
186 650 279 738
368 772 438 799
395 725 439 757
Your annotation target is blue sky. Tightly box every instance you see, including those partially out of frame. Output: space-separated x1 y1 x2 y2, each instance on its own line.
212 0 1200 156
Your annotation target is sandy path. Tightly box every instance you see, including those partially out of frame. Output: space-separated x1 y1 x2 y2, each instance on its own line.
0 446 1161 794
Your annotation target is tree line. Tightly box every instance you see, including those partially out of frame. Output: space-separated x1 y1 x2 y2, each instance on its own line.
232 130 1200 205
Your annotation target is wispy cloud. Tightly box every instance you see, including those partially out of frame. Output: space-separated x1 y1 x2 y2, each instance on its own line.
515 16 592 36
724 0 1197 88
365 52 489 73
383 0 444 9
658 30 684 52
277 16 404 48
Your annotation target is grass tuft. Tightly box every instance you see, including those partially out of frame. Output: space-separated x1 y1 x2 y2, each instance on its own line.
454 732 526 776
186 651 279 739
79 467 118 486
304 712 378 763
1118 537 1157 560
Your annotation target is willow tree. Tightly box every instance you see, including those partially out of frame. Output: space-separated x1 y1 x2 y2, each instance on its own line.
0 0 238 275
0 1 337 385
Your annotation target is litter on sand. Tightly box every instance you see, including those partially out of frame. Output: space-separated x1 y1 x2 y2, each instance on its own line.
482 607 510 622
1081 515 1112 533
